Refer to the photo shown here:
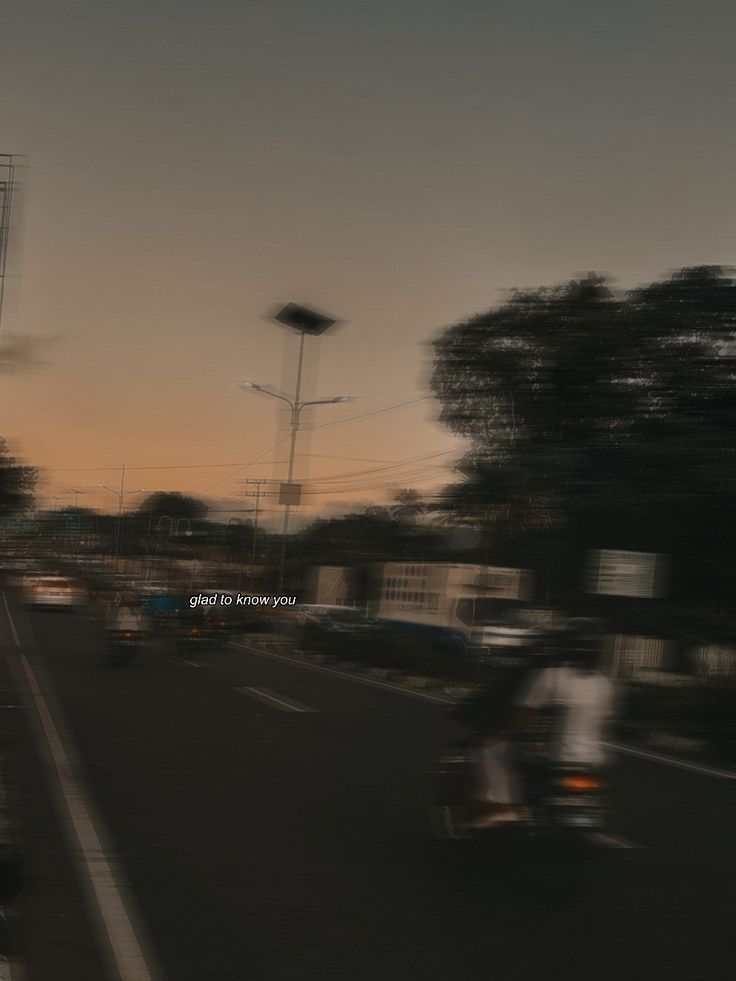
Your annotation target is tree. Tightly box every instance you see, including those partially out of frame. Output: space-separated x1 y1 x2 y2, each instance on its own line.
430 456 554 563
137 492 209 521
293 506 446 567
431 266 736 601
0 437 36 516
390 488 427 523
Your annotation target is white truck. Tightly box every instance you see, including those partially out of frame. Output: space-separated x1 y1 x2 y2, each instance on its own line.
305 565 361 608
372 562 537 652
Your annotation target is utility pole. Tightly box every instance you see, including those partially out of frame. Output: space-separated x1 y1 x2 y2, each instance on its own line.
115 463 125 567
238 479 279 563
236 479 279 588
0 154 16 342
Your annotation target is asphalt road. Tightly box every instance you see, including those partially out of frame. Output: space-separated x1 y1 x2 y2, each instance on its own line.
1 592 735 981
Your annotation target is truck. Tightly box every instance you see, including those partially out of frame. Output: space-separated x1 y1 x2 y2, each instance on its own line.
305 565 361 608
371 562 537 652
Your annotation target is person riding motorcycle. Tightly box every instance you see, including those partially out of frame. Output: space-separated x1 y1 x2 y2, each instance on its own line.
513 617 615 772
462 617 614 830
457 628 559 830
107 593 150 637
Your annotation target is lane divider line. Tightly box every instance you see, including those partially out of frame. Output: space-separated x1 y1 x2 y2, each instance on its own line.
584 831 642 850
231 642 455 705
1 592 161 981
235 686 316 713
603 741 736 781
169 656 207 669
233 643 736 782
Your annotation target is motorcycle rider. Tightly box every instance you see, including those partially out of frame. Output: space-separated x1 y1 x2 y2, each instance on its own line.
513 617 615 774
107 592 150 637
459 628 557 830
463 617 614 830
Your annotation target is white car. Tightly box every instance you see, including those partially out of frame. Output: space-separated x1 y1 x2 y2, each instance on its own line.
24 576 87 610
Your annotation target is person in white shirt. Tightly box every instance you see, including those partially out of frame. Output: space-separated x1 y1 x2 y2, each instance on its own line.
107 595 150 635
515 618 615 768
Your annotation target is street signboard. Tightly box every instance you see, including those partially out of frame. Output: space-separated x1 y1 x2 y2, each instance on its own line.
585 549 669 599
279 482 302 506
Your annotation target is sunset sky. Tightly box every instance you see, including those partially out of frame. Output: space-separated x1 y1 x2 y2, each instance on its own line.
1 0 735 522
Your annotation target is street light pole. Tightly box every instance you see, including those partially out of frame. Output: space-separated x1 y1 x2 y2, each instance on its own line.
238 301 347 592
98 466 145 573
280 330 306 590
238 384 352 590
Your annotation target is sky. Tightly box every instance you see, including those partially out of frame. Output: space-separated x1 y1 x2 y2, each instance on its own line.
1 0 735 522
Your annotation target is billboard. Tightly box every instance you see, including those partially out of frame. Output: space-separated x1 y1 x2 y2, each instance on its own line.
585 549 669 599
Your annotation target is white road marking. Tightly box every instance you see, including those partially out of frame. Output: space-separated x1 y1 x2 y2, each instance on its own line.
1 593 160 981
231 642 455 705
1 603 20 649
584 831 642 850
0 955 14 981
235 686 316 713
233 644 736 781
604 742 736 781
169 655 211 668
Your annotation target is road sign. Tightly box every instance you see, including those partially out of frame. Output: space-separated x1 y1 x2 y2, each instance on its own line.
278 483 302 506
585 549 669 599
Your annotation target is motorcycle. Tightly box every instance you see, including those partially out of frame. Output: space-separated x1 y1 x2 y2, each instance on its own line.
174 609 229 654
107 627 147 663
431 740 608 844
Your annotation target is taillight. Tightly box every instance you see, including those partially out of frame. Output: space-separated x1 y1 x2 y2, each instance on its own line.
556 775 603 792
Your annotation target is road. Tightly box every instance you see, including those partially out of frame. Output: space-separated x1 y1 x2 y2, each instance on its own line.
1 591 735 981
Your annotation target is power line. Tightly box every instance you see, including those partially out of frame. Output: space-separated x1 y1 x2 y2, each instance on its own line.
42 400 436 474
43 452 408 474
298 449 458 485
199 434 292 493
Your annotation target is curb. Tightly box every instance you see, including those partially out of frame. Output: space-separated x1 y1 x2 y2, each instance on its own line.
403 676 433 689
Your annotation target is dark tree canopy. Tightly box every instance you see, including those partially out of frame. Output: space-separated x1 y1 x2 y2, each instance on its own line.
294 506 445 566
0 437 37 516
137 492 209 521
431 266 736 599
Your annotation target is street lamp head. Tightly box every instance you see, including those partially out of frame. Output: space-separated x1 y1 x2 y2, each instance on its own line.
270 302 339 336
303 394 355 407
239 381 292 405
